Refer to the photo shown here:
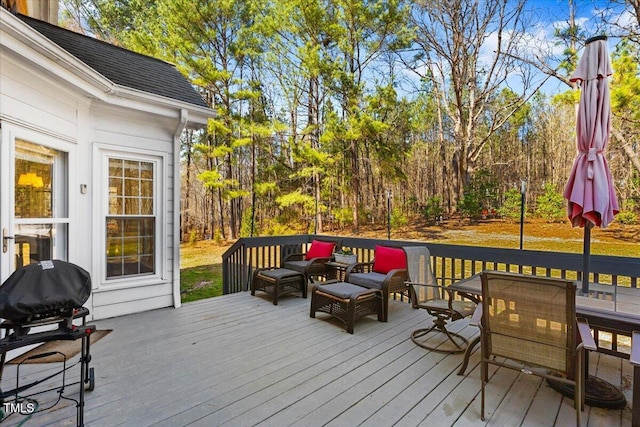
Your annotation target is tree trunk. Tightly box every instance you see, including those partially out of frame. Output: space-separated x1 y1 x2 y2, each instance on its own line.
350 139 360 233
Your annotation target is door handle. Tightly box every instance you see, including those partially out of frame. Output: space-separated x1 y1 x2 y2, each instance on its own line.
3 228 14 253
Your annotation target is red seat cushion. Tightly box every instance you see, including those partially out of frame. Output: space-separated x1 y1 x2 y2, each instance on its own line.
305 240 336 260
372 245 407 274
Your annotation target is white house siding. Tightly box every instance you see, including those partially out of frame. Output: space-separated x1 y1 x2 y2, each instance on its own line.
90 104 176 319
0 54 80 142
1 48 95 310
1 47 179 320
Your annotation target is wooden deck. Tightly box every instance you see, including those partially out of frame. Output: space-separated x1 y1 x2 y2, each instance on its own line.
2 291 635 426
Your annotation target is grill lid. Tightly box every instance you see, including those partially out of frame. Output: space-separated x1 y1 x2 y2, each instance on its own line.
0 260 91 322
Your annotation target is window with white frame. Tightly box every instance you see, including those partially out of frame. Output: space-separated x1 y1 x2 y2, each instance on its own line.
106 158 156 278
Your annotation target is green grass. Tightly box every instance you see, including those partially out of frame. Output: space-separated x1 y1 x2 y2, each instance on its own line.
180 241 228 302
180 264 223 303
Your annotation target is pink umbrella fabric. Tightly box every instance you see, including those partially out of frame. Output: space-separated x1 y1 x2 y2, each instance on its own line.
564 36 619 228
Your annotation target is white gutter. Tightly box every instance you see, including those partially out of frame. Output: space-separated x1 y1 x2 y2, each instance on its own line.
172 109 189 308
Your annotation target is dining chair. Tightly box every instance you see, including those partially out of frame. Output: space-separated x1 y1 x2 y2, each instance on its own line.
404 246 476 353
474 271 597 426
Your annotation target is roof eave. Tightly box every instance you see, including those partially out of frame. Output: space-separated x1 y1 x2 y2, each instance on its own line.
106 85 213 128
1 8 214 128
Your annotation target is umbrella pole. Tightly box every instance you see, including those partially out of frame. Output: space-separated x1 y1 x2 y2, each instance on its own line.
582 226 591 295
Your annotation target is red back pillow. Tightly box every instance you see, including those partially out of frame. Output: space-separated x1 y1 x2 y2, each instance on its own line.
305 240 336 260
373 245 407 274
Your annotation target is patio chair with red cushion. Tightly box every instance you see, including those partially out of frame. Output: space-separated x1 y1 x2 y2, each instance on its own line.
282 237 341 284
344 245 409 322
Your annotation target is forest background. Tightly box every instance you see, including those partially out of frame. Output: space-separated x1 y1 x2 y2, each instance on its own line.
58 0 640 243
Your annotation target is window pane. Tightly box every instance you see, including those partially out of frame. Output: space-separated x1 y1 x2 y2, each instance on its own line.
109 159 123 177
15 141 56 219
122 237 139 256
139 256 154 274
140 180 153 197
106 216 154 278
123 256 140 275
109 177 123 195
124 160 139 178
140 198 153 215
107 258 124 278
124 178 139 197
140 162 153 179
124 198 139 215
14 223 67 269
106 237 122 257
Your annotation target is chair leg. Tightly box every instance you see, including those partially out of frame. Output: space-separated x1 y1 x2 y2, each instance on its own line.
481 357 486 421
347 298 355 334
377 293 385 322
576 349 584 427
382 294 389 322
411 316 469 353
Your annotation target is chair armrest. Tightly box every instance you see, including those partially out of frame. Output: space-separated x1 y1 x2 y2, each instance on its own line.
577 318 597 351
405 281 441 290
283 253 305 263
384 268 409 293
344 261 373 280
302 256 333 272
631 331 640 366
469 303 482 327
405 280 455 309
384 268 408 282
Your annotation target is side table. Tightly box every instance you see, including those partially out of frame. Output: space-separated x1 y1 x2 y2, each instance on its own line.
325 261 351 281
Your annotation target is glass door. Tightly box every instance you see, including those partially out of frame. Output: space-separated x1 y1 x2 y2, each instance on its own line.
6 139 68 275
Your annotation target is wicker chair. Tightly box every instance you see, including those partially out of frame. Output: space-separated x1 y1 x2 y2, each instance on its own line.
404 246 476 353
344 245 408 322
282 237 341 284
474 271 597 426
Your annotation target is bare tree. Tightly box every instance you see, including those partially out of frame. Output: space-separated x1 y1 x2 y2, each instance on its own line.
408 0 548 209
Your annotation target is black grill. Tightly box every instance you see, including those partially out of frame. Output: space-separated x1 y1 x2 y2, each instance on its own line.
0 260 96 426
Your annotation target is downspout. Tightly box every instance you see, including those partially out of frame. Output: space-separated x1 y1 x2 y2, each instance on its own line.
172 109 188 308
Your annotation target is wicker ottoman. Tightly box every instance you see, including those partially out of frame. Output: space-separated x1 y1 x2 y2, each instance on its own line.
310 282 384 334
251 268 306 305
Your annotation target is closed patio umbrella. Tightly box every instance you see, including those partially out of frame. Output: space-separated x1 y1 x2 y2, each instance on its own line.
563 35 619 295
555 38 625 411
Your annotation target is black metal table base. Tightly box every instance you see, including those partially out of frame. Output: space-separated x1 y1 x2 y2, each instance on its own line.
547 375 627 409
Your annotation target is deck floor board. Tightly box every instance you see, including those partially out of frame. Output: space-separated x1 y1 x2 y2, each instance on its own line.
0 291 634 426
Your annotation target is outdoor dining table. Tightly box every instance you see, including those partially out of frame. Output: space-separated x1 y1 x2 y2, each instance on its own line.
449 273 638 422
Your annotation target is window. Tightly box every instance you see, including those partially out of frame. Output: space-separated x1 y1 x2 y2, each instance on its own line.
106 158 155 278
14 140 68 269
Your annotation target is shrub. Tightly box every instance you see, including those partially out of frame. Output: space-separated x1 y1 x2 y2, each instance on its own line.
498 187 525 223
332 208 353 227
535 182 566 222
239 207 254 237
458 191 483 220
617 200 638 225
213 229 223 244
390 207 408 227
617 210 637 225
422 196 444 224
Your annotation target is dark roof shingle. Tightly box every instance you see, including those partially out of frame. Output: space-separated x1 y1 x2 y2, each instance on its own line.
18 14 209 108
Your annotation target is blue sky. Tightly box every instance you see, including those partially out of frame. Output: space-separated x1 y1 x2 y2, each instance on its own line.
501 0 630 95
